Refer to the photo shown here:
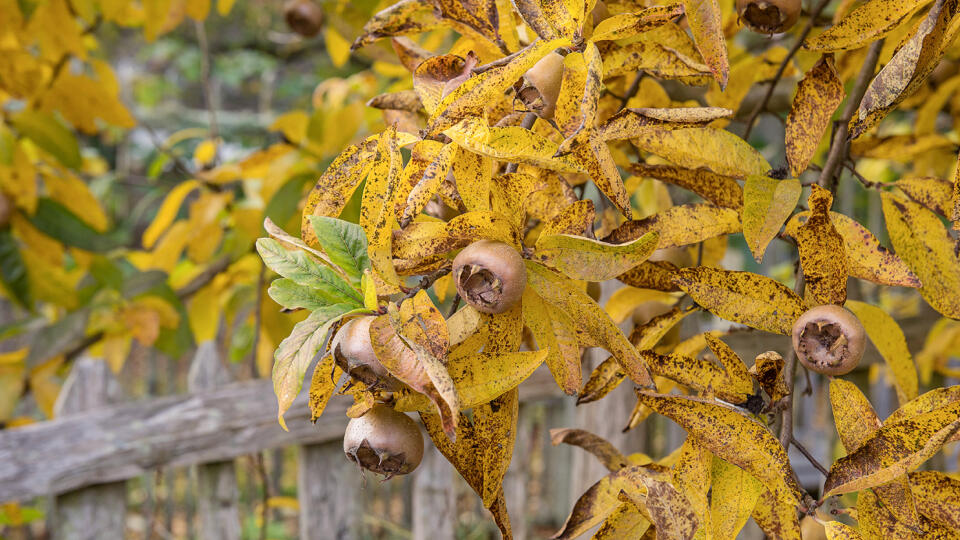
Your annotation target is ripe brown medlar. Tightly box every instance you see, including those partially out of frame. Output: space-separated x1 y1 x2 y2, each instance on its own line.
791 305 866 376
452 240 526 314
283 0 323 38
331 316 397 389
736 0 800 34
519 51 564 119
343 405 424 477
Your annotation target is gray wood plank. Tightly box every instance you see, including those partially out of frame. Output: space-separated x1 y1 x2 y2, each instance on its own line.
298 441 361 540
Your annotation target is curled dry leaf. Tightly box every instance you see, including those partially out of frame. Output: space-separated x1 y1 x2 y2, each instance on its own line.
786 55 845 177
795 185 848 305
750 351 790 402
549 428 630 472
672 267 807 335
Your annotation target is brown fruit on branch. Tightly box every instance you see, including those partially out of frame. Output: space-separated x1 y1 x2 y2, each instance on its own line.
736 0 800 34
332 317 397 389
343 404 424 477
519 51 564 119
284 0 323 38
791 305 865 376
452 240 526 314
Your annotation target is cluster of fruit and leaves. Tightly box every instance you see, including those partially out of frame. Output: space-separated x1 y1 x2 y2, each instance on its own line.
252 0 959 538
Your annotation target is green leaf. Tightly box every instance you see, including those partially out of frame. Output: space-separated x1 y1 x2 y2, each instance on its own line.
255 238 362 305
11 110 81 168
0 229 30 308
28 198 130 252
268 278 343 311
273 304 360 429
308 216 370 285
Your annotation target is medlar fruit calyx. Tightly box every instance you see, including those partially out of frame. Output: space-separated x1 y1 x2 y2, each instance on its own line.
343 405 424 477
452 240 526 314
791 305 866 376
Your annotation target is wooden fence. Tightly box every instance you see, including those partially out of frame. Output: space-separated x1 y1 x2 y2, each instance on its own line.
0 312 940 539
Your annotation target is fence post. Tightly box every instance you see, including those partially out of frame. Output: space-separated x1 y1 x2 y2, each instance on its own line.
188 341 241 540
412 444 455 540
298 440 361 539
49 357 126 540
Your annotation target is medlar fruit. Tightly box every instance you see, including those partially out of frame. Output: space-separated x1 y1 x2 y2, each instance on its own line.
331 316 397 389
452 240 526 314
344 405 424 477
284 0 323 38
791 305 866 376
519 51 564 119
736 0 800 34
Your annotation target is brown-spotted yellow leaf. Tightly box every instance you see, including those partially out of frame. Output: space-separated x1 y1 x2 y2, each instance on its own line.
592 503 650 539
604 204 741 248
683 0 729 88
602 32 712 81
796 185 848 305
308 354 343 422
535 231 660 282
704 333 754 396
639 349 752 404
542 199 595 237
413 54 470 114
432 0 500 45
550 428 630 472
742 175 803 263
301 135 379 247
577 356 626 405
630 307 695 351
567 130 632 217
522 287 581 395
446 210 522 249
909 471 960 530
539 0 580 38
751 487 802 540
526 261 654 387
392 220 461 264
618 468 700 540
553 465 642 539
884 387 960 445
882 192 960 318
451 148 494 212
628 163 743 210
576 42 603 132
822 401 960 496
636 391 808 503
829 378 920 529
428 37 571 134
554 52 588 137
845 301 919 405
476 387 518 507
786 55 846 176
784 211 921 288
360 129 405 286
856 489 937 539
444 116 582 173
750 351 790 402
896 176 954 217
592 5 685 41
401 142 457 227
850 0 960 138
672 267 806 335
711 456 764 539
352 0 442 50
823 522 865 540
511 0 559 40
601 107 734 140
632 127 771 178
671 437 712 534
618 260 682 292
953 158 960 231
605 287 679 324
803 0 930 52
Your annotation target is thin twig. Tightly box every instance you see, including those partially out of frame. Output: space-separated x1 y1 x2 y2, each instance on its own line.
255 453 270 540
619 72 644 109
448 294 461 317
817 40 883 191
249 261 266 378
194 19 219 141
742 0 832 140
791 435 830 477
842 162 884 190
400 267 452 303
779 271 805 449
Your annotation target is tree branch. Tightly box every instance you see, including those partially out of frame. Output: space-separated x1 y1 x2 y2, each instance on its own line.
779 271 805 449
791 435 830 477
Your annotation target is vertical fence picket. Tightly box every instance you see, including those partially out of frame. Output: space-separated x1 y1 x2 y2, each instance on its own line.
189 341 241 540
298 440 361 539
49 357 127 540
412 444 456 540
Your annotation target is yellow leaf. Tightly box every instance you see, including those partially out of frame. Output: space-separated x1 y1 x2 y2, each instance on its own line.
41 169 110 232
628 163 743 210
444 116 582 173
742 175 802 263
823 521 864 540
401 142 457 226
637 391 808 504
784 211 921 288
446 210 522 248
554 52 588 137
591 5 685 41
526 261 653 387
640 349 752 404
601 107 734 140
672 267 806 335
683 0 729 88
477 388 518 507
786 56 846 176
187 281 221 343
186 0 210 20
522 287 580 395
592 503 650 539
360 129 403 286
845 301 918 405
895 176 953 217
884 385 960 435
602 34 712 81
535 231 659 282
909 471 960 531
617 468 700 539
605 204 741 249
25 0 86 61
704 333 754 396
671 438 712 534
554 465 646 539
217 0 236 15
578 356 627 404
882 192 960 318
567 130 632 217
0 349 27 422
29 356 63 418
804 0 928 52
269 111 309 145
632 127 771 178
796 185 847 304
711 457 763 539
751 487 802 540
41 72 135 134
308 355 343 422
823 401 960 496
605 287 679 324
